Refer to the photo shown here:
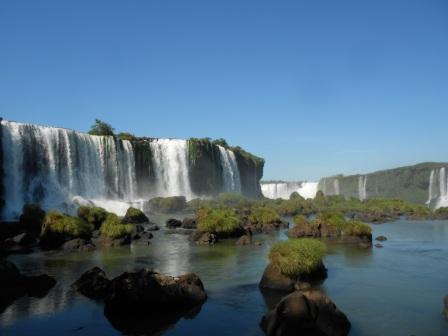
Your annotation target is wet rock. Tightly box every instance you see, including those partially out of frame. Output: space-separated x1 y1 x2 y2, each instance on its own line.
182 217 197 229
121 207 149 224
146 224 160 231
62 238 96 252
0 259 56 313
71 267 111 299
375 235 387 241
343 233 372 248
93 235 131 247
104 269 207 335
195 232 217 245
12 232 36 246
259 262 327 292
287 223 320 238
261 289 351 336
374 243 383 248
166 218 182 229
236 235 252 245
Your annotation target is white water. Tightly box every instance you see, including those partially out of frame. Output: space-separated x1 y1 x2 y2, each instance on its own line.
358 175 368 200
1 121 211 219
261 182 318 200
150 139 193 200
427 167 448 209
218 146 241 193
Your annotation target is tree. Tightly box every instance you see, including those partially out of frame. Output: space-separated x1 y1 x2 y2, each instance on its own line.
88 119 115 136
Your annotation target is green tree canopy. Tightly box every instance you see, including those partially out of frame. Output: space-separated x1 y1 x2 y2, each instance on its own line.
88 119 114 136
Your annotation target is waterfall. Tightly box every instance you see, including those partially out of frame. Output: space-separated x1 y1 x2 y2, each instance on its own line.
218 146 241 193
149 139 193 199
333 179 340 195
427 168 448 209
358 175 367 200
260 182 318 200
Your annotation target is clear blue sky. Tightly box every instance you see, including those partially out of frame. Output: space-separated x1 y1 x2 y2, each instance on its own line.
1 0 447 181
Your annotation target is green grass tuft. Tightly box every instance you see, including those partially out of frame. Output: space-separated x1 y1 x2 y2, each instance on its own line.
43 211 93 237
196 207 241 234
100 214 133 239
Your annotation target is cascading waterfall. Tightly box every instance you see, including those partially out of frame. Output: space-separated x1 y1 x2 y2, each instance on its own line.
427 167 448 208
260 182 318 199
149 139 193 199
358 175 368 200
218 146 241 193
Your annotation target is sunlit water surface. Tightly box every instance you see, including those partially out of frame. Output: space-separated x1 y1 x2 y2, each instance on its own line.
1 217 448 336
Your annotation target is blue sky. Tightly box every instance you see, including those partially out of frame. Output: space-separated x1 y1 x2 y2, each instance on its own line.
1 0 447 181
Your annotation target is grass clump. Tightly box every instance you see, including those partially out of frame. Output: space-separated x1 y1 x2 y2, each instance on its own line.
77 206 109 229
293 215 308 226
344 220 372 236
43 211 93 237
196 207 241 234
314 212 346 233
100 214 133 239
249 207 280 224
269 238 326 278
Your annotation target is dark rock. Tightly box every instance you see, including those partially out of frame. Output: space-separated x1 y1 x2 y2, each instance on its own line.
72 267 111 299
195 232 217 245
104 269 207 335
236 235 252 245
146 224 160 231
182 217 197 229
93 235 131 247
0 259 56 312
166 218 182 229
134 224 145 233
259 262 327 292
19 203 45 235
261 289 351 336
122 207 150 224
343 233 373 248
375 235 387 241
320 223 340 238
62 238 96 252
374 243 383 248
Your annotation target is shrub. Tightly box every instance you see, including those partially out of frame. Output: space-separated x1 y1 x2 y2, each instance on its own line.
148 196 187 213
269 238 326 278
88 119 114 136
196 207 241 234
100 214 133 239
293 215 308 226
344 220 372 236
77 206 109 229
43 211 93 237
249 207 280 224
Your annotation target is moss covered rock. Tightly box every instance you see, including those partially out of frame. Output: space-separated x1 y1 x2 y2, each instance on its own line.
122 207 149 224
77 206 109 229
148 196 187 213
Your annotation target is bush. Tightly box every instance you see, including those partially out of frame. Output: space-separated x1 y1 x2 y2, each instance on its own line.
196 207 241 234
249 207 280 224
43 211 93 237
88 119 114 136
100 214 133 239
269 238 326 278
77 206 109 229
344 220 372 236
148 196 187 213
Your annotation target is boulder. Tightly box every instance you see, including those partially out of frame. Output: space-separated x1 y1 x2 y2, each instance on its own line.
61 238 96 252
259 262 327 292
261 289 351 336
236 235 252 245
182 217 197 229
71 267 111 299
19 203 45 235
12 232 36 245
287 223 320 238
195 232 217 245
122 207 150 224
375 235 387 241
166 218 182 229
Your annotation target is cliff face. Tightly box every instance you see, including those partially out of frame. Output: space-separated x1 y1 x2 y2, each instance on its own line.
234 150 264 198
318 162 448 205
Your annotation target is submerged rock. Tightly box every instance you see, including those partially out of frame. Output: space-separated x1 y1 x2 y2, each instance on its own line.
0 259 56 313
72 267 111 299
236 235 252 245
62 238 96 252
261 289 351 336
374 243 384 248
375 235 387 241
